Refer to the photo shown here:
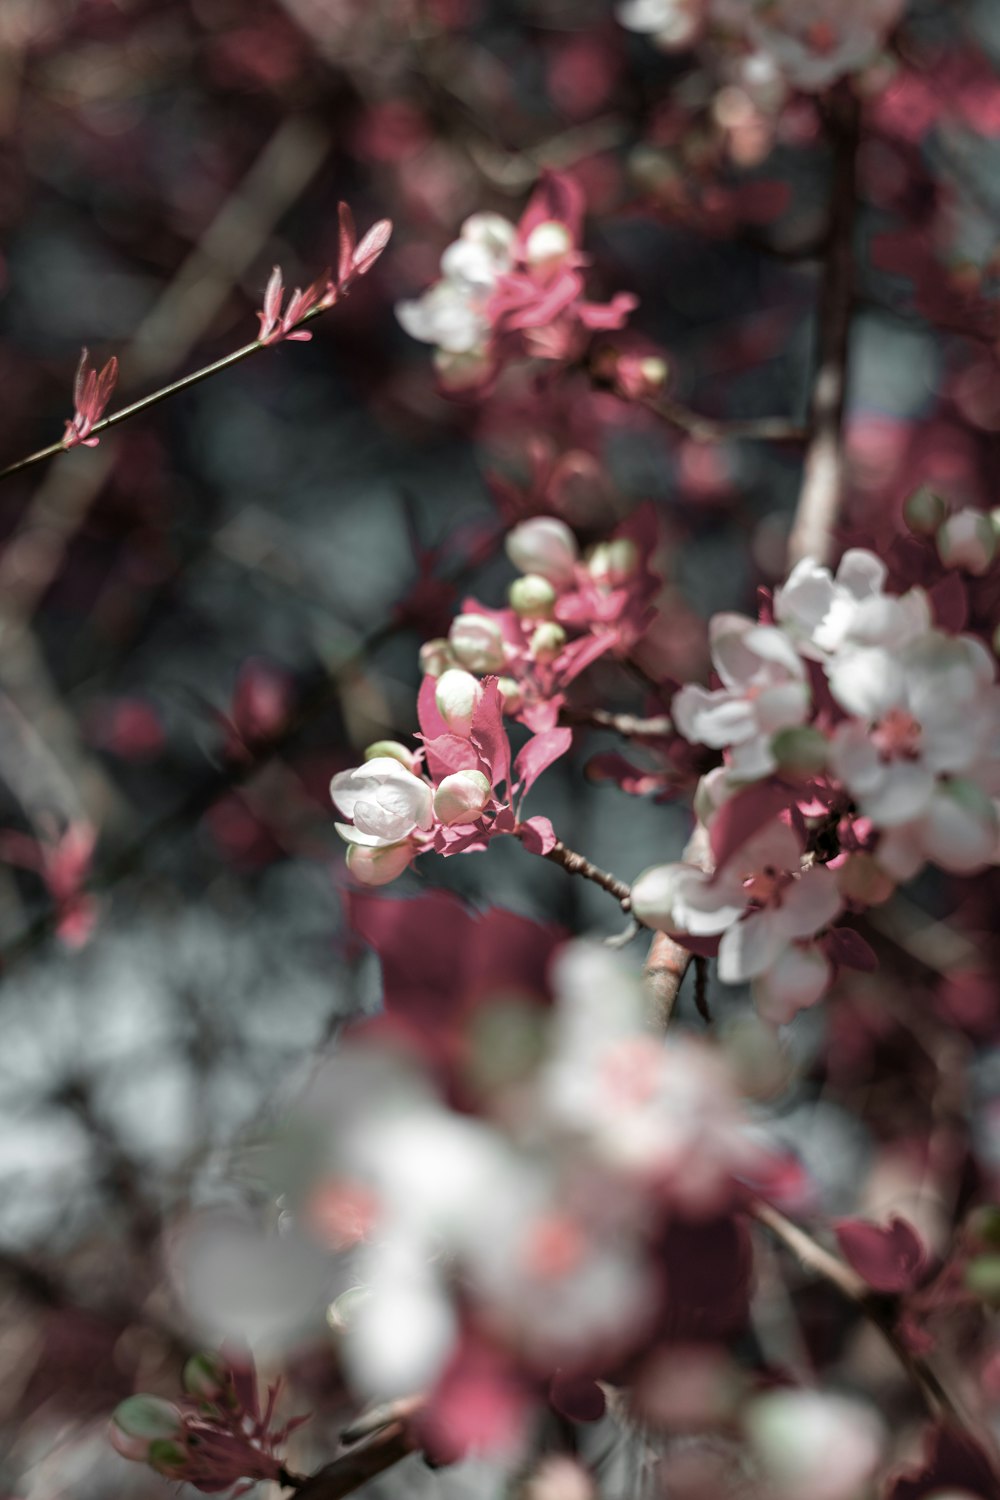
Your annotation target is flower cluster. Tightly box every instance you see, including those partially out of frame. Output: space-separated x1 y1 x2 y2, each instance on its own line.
632 542 1000 1021
419 511 659 733
295 919 765 1460
396 171 636 390
618 0 905 99
330 675 567 884
109 1350 307 1494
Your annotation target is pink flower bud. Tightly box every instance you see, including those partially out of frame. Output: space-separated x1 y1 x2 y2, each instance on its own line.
435 668 483 736
449 613 506 673
346 840 416 886
529 621 567 662
505 517 579 588
936 507 997 575
433 769 492 825
509 574 557 618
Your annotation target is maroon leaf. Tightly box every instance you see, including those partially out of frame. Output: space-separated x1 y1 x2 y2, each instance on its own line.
928 572 968 632
835 1215 928 1293
883 1424 998 1499
423 733 483 784
515 727 572 796
548 1373 606 1424
827 926 878 972
471 678 510 789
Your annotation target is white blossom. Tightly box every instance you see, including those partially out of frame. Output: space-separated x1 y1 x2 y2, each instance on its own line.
331 756 433 847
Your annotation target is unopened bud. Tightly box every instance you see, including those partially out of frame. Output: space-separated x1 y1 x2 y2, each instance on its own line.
363 740 419 774
509 574 557 618
524 220 573 265
182 1352 228 1402
419 638 455 679
497 676 523 714
346 840 415 887
148 1439 189 1477
965 1254 1000 1307
771 726 828 777
936 507 997 576
902 485 948 536
435 668 483 736
630 863 688 931
433 769 492 826
587 538 640 589
449 613 506 673
836 853 894 907
530 622 567 662
109 1396 184 1461
506 517 578 588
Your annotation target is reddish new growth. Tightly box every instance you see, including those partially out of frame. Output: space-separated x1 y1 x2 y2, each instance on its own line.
62 347 118 449
256 203 393 345
110 1349 308 1495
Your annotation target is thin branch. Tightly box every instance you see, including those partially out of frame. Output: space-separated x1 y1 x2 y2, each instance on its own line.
288 1422 417 1500
786 85 861 568
0 173 371 489
750 1199 967 1428
641 822 713 1031
562 708 673 739
540 839 632 909
642 396 808 446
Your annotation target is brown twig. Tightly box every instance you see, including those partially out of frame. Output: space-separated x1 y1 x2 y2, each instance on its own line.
643 397 808 446
539 839 632 909
287 1422 417 1499
786 85 861 568
562 708 673 739
641 822 713 1031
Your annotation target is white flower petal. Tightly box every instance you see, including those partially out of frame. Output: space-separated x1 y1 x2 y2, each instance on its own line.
718 911 784 983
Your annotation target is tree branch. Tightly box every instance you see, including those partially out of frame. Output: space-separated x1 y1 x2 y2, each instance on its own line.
786 85 861 568
541 840 632 908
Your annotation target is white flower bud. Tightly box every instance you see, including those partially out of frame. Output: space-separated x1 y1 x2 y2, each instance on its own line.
509 574 557 618
181 1353 228 1402
435 668 483 736
497 676 523 714
346 840 416 886
524 220 573 265
460 212 516 258
419 638 456 679
363 740 419 773
433 769 492 826
530 622 567 662
936 507 997 576
448 612 506 673
902 485 948 536
745 1390 884 1500
505 517 579 588
630 863 689 931
587 538 640 589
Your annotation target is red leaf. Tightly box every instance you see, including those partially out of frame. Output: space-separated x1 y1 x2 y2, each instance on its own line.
518 815 557 856
471 678 510 789
417 673 449 741
883 1424 998 1499
337 201 356 288
826 926 878 972
708 781 794 872
835 1215 928 1293
423 733 483 783
549 1373 606 1424
515 726 572 795
351 218 393 277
